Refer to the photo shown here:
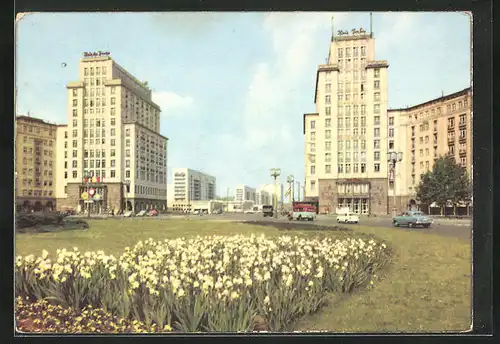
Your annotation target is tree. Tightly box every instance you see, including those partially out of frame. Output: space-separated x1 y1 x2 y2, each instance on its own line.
415 171 439 214
416 155 471 215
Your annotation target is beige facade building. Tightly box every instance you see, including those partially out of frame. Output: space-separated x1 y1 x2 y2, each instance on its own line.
304 28 390 215
168 168 216 212
15 115 58 212
55 53 168 213
388 88 472 212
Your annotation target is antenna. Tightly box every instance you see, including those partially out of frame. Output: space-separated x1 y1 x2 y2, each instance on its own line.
370 12 373 37
331 16 335 41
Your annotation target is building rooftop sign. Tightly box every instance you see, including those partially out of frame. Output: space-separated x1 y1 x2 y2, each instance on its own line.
337 28 367 36
83 51 111 58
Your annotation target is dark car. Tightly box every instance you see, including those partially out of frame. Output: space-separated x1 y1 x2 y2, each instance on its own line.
262 205 274 217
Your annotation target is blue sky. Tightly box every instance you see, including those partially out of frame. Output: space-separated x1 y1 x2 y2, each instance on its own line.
16 12 470 197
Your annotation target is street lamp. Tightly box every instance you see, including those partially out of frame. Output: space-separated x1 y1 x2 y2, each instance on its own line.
123 179 131 213
387 151 403 217
287 175 295 203
296 181 302 201
270 168 281 218
84 171 93 219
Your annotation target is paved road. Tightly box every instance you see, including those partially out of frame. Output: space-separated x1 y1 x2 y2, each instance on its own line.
74 212 471 241
167 213 472 241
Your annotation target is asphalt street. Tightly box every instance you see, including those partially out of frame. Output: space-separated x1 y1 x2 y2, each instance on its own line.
165 213 472 241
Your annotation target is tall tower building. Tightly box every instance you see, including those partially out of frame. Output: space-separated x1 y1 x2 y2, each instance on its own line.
55 52 168 213
303 20 389 215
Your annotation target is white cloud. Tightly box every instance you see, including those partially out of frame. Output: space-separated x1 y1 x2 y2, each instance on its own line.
152 91 194 116
242 13 349 152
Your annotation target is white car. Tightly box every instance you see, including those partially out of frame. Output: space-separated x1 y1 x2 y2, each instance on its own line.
136 210 147 217
123 210 134 217
336 213 360 224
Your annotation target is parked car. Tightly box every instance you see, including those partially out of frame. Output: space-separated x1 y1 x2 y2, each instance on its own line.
336 213 359 224
123 211 134 217
136 210 147 217
147 209 158 216
393 210 433 228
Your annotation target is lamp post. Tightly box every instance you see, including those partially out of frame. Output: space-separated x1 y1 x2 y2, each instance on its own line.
296 181 301 201
84 172 92 220
387 151 403 217
287 175 295 203
270 168 281 218
123 179 131 213
226 187 229 214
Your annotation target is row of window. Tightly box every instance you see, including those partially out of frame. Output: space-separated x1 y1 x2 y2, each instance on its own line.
21 179 53 187
84 66 107 76
20 125 54 137
20 189 53 197
335 58 368 70
337 46 367 58
309 163 381 175
22 147 54 156
408 98 468 122
22 136 54 146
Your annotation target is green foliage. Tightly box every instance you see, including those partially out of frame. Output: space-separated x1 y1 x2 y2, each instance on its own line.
416 156 471 208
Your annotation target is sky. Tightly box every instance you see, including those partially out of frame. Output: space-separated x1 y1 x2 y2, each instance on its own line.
15 12 471 197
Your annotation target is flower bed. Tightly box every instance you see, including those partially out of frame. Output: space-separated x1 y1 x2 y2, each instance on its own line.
15 234 391 332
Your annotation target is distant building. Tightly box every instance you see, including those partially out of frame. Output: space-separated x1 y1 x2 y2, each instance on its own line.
168 168 216 212
15 115 58 212
255 186 272 206
258 183 284 207
234 184 256 203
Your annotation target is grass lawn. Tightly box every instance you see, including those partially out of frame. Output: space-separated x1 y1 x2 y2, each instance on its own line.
15 218 472 333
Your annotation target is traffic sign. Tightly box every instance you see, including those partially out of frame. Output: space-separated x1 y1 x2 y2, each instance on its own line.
81 192 88 200
93 193 101 201
88 188 96 196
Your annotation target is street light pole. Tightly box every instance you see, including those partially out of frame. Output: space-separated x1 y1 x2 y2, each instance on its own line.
270 168 281 218
387 151 403 217
123 179 130 213
287 175 295 203
296 181 301 201
226 187 229 213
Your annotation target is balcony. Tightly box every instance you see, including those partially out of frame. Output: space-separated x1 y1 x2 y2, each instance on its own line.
447 124 455 131
459 149 467 157
459 136 467 143
447 136 455 144
411 157 416 163
459 121 467 128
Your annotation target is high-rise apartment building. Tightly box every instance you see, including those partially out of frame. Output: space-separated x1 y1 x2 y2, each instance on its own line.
15 115 58 212
55 52 168 213
388 88 472 212
255 187 272 206
170 168 216 202
258 184 284 207
235 185 256 203
304 26 389 215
